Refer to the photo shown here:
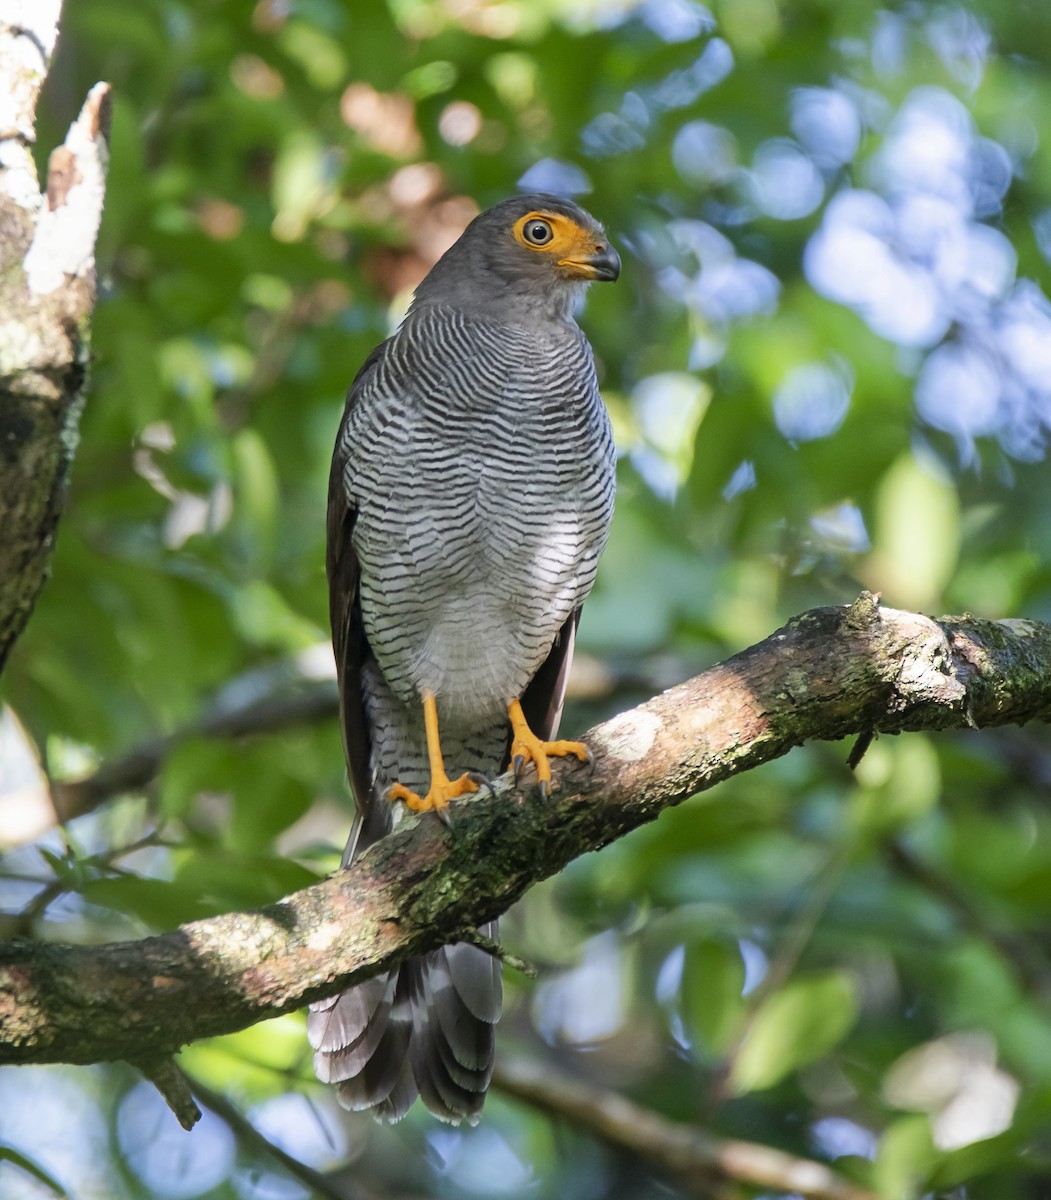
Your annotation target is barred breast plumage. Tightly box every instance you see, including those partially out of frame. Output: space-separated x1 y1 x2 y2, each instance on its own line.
308 193 620 1124
348 304 613 719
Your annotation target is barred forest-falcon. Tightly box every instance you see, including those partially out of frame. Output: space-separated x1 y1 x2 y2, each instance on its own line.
308 194 620 1123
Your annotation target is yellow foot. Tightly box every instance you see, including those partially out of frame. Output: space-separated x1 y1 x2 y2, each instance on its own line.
388 771 481 816
508 698 591 799
386 691 484 825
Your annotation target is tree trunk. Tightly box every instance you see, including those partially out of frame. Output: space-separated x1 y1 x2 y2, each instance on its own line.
0 2 110 672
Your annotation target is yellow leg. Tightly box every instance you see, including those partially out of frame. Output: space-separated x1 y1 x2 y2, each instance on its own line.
388 691 481 816
508 697 591 799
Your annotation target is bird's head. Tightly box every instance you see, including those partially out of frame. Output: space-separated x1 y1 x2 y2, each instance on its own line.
412 193 620 321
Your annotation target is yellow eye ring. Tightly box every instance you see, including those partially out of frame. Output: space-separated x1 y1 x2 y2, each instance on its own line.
522 218 554 246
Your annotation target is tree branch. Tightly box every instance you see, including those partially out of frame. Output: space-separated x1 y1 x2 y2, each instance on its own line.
3 599 1050 1068
50 674 340 826
43 650 659 835
493 1055 877 1200
0 1 110 673
138 1054 201 1131
189 1076 369 1200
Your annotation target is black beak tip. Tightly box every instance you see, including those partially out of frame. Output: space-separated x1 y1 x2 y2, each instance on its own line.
592 245 621 282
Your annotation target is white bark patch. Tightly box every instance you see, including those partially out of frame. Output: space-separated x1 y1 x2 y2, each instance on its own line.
0 320 43 370
592 708 661 763
0 0 62 138
24 83 110 295
305 921 344 952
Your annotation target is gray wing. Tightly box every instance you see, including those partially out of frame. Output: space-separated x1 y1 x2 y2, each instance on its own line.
326 341 391 854
517 609 580 747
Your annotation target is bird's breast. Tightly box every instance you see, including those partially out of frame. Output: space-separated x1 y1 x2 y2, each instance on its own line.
347 313 615 713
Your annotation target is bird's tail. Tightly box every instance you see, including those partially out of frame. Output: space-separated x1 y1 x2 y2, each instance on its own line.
307 922 502 1124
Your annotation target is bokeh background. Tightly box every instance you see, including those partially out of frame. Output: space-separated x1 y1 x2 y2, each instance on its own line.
4 0 1051 1196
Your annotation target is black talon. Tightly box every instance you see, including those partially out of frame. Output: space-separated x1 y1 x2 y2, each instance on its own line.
538 779 550 802
512 754 525 783
435 805 454 831
468 770 494 798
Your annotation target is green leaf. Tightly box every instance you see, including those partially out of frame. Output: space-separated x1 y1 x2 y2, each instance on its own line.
230 581 323 652
159 737 236 822
730 970 859 1094
185 1014 310 1099
80 875 212 927
851 734 941 836
682 938 746 1054
875 1115 937 1200
865 452 961 611
173 849 318 910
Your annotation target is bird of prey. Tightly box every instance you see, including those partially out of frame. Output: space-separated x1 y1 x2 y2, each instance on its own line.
308 193 620 1124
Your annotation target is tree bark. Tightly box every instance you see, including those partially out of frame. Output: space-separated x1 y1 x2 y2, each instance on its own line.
2 597 1050 1070
0 1 110 673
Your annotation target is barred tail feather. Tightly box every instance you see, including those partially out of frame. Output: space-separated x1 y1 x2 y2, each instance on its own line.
307 921 501 1125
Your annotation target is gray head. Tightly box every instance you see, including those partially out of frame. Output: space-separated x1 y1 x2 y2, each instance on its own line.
410 193 620 321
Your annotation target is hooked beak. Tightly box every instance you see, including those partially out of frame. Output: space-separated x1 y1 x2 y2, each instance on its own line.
559 243 621 283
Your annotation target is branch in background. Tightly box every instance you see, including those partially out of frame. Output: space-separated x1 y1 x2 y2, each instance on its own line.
42 650 662 835
493 1055 877 1200
2 600 1050 1079
50 675 340 825
189 1076 371 1200
0 3 111 672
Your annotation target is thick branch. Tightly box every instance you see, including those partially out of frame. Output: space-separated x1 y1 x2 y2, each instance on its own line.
493 1055 876 1200
2 600 1050 1066
0 2 110 672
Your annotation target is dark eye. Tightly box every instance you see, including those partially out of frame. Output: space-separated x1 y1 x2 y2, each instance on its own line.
523 218 553 246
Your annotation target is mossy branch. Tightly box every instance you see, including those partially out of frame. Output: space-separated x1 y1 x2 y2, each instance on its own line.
2 598 1049 1074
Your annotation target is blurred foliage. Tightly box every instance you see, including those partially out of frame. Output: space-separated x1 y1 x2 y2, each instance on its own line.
4 0 1051 1196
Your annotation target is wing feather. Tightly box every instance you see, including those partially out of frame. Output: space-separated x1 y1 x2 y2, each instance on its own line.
327 341 390 849
515 608 581 752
